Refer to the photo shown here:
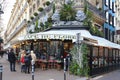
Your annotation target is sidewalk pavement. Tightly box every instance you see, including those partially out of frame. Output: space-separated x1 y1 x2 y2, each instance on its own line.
90 69 120 80
0 54 87 80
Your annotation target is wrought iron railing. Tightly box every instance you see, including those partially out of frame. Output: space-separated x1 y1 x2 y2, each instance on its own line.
86 1 105 19
32 2 53 23
7 19 27 42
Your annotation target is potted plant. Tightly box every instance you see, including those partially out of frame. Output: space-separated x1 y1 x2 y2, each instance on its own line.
60 3 76 21
27 20 30 23
30 16 34 20
34 12 38 16
46 1 50 6
38 7 43 12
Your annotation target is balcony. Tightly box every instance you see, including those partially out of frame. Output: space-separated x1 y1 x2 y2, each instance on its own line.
86 1 105 22
19 2 27 18
7 19 27 42
73 3 84 9
27 0 31 3
31 2 53 24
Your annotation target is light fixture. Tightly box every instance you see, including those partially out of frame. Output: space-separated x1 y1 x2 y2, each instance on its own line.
46 38 49 41
34 39 37 41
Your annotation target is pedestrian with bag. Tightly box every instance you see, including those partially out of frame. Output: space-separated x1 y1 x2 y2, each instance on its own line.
8 48 17 72
20 50 26 72
24 52 32 74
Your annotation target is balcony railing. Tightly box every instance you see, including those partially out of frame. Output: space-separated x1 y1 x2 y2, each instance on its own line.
19 2 27 18
86 1 105 19
73 3 84 8
7 19 27 42
31 2 53 24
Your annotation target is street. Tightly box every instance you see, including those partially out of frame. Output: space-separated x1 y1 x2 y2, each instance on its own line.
1 54 120 80
91 70 120 80
0 54 86 80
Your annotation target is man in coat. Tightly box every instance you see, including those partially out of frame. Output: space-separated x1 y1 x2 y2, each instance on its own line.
8 48 17 72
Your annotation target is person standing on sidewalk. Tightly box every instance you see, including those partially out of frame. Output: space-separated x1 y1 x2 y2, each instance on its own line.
20 50 26 72
30 50 36 71
24 52 32 74
8 48 17 72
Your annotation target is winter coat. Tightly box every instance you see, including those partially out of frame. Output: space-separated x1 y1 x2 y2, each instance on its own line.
8 52 16 63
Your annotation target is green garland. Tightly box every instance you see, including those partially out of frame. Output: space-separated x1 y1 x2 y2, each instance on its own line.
70 44 89 76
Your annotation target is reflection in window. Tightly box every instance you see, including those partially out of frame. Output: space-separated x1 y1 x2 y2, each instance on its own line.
93 47 98 57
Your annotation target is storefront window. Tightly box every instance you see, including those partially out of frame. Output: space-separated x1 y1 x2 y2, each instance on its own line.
104 48 108 66
33 41 39 52
50 41 62 56
108 49 112 66
25 42 31 51
113 49 116 64
116 50 119 64
37 41 50 59
93 47 98 57
92 47 99 68
98 47 104 67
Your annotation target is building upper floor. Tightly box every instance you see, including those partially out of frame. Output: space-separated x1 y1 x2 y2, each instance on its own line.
5 0 108 45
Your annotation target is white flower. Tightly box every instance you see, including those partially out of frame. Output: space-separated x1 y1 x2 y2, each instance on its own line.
52 10 60 21
75 10 86 21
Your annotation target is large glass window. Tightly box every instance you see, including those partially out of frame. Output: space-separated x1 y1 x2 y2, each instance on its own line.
92 47 99 68
116 50 119 64
105 0 108 6
37 41 50 59
112 2 115 12
108 49 113 65
93 47 98 57
98 47 104 67
112 16 114 27
113 49 116 64
110 0 112 9
50 41 62 56
105 11 109 22
104 48 108 66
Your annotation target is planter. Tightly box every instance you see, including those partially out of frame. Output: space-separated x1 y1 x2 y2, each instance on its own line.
46 1 50 6
34 12 38 16
30 16 34 20
38 7 43 12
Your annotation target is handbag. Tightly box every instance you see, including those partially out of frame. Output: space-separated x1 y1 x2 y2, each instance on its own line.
20 56 25 63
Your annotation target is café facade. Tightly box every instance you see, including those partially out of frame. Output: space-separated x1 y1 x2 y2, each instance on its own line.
7 26 120 76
